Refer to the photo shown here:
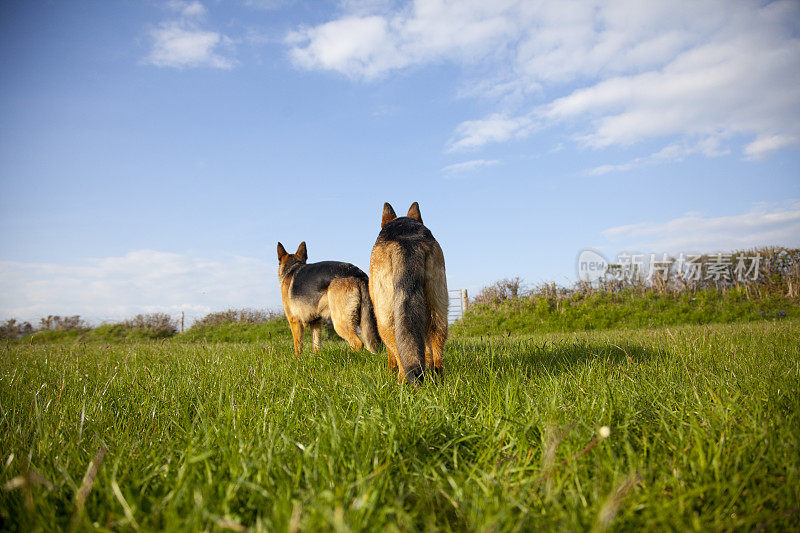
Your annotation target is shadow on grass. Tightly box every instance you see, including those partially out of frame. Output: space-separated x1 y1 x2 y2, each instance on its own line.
307 337 670 389
448 337 669 379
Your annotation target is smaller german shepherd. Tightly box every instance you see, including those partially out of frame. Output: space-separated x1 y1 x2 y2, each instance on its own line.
277 241 380 357
369 202 448 384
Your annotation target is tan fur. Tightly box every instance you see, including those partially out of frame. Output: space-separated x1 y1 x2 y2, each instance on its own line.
328 278 365 352
369 242 399 372
423 245 448 371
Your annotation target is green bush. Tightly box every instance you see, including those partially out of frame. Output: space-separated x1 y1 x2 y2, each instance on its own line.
37 314 88 331
87 323 175 342
17 314 176 344
191 308 281 328
119 313 177 337
0 319 34 340
179 316 341 343
179 319 291 343
454 287 798 336
24 329 87 344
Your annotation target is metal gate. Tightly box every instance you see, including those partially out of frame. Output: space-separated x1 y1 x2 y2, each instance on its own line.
447 289 468 324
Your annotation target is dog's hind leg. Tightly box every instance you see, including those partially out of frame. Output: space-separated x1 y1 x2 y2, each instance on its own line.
427 324 446 374
289 318 304 357
369 260 399 372
358 281 381 355
382 321 398 372
328 279 364 352
310 320 322 354
424 340 433 369
425 248 449 373
378 321 399 373
426 297 447 373
332 316 363 352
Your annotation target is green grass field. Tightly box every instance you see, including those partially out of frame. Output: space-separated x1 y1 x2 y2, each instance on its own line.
2 319 799 531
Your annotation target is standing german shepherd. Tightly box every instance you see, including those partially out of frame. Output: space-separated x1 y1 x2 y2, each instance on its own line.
369 202 448 384
277 241 380 357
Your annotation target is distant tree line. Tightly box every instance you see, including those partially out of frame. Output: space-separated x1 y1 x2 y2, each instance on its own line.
1 309 286 341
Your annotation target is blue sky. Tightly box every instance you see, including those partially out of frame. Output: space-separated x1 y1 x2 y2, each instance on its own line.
1 0 799 322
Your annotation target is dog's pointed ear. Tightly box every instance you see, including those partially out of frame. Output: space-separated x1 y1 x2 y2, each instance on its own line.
277 242 287 261
296 241 308 262
407 202 422 223
381 202 397 228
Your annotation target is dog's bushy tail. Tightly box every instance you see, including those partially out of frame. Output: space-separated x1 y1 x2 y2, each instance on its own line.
392 252 427 384
359 281 381 355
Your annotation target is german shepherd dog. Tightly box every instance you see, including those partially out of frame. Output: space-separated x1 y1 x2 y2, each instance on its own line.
277 241 380 357
369 202 448 384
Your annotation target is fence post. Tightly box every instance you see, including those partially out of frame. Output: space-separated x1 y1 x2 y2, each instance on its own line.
180 311 185 334
461 289 469 314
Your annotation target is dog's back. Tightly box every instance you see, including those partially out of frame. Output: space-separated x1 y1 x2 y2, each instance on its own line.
290 261 368 301
369 202 448 384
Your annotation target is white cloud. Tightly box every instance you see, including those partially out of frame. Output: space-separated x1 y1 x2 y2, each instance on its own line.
584 138 728 176
288 16 399 79
541 27 800 151
601 200 800 253
144 2 235 69
441 158 499 177
744 134 799 160
448 114 534 151
287 0 800 159
0 250 279 324
286 1 519 79
167 0 207 18
147 25 234 69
